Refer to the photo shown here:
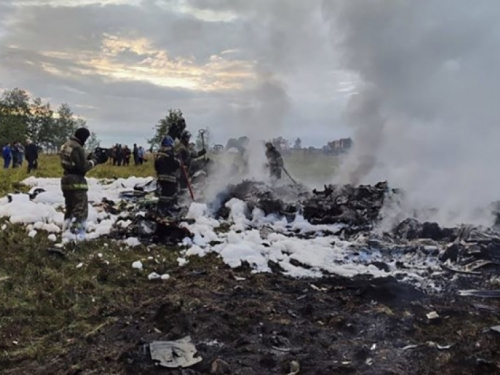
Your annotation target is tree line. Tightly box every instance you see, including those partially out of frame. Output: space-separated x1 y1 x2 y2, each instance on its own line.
0 88 99 152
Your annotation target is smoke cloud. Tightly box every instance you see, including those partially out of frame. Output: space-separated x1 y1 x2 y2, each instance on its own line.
323 0 500 226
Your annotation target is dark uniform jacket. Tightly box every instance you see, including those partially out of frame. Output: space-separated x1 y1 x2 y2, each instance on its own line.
175 142 202 169
155 146 180 183
25 143 38 162
60 136 95 191
266 147 284 168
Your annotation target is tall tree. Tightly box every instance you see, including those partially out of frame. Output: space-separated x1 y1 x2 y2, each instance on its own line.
28 97 55 149
148 109 183 149
0 88 89 151
52 104 81 151
0 88 30 146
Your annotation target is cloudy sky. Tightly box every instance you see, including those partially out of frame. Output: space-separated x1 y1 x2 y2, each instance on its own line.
0 0 356 147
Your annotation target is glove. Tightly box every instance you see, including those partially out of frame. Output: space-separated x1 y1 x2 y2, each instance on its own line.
198 149 207 157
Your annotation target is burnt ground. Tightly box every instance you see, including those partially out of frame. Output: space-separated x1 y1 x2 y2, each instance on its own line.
3 250 500 375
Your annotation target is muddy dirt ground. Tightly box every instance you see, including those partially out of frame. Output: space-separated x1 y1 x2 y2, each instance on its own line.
3 254 500 375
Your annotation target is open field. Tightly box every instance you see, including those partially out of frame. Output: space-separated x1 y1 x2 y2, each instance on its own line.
1 153 500 375
0 151 339 196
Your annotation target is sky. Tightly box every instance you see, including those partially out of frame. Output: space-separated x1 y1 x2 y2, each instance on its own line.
0 0 356 148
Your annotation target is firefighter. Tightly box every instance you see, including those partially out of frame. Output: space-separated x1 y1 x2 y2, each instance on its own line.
265 142 284 181
168 117 187 142
175 130 206 189
60 128 108 240
154 136 180 216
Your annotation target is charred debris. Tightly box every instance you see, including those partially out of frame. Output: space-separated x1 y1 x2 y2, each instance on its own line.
27 178 495 280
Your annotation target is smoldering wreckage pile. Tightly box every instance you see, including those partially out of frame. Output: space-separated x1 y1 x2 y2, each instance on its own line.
3 176 500 374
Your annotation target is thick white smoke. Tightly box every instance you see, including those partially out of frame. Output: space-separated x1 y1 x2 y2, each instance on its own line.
323 0 500 226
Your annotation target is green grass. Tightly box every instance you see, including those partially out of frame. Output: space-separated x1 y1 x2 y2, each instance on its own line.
284 151 339 183
0 223 184 371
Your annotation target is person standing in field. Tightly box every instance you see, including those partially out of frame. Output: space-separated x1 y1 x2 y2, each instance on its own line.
25 138 39 173
265 142 284 182
154 136 180 216
59 128 108 240
138 146 145 165
11 142 20 168
133 144 139 166
2 143 12 169
123 145 131 166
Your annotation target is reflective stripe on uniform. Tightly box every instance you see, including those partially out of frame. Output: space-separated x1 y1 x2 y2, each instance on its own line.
158 174 177 183
61 184 88 191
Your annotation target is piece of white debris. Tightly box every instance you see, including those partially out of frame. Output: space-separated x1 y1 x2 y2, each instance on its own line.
426 311 440 320
54 243 63 248
148 272 161 280
125 237 141 247
161 274 170 280
28 230 37 238
371 344 377 351
76 263 84 269
132 261 143 270
177 258 188 267
310 284 328 292
47 234 57 242
403 344 420 351
1 224 6 230
98 253 103 258
490 325 500 334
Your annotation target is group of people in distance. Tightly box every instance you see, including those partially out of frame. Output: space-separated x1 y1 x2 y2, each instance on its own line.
108 144 146 166
2 139 39 172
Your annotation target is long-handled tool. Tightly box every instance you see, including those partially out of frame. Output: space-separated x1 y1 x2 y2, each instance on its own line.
180 160 195 201
199 129 209 179
282 165 297 185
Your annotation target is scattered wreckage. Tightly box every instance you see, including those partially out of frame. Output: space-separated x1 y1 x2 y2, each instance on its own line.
21 179 500 281
114 179 500 289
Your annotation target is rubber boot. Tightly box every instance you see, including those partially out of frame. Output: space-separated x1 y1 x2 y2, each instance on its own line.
70 219 87 242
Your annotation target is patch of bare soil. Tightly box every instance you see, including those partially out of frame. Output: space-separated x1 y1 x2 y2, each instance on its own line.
3 256 500 375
